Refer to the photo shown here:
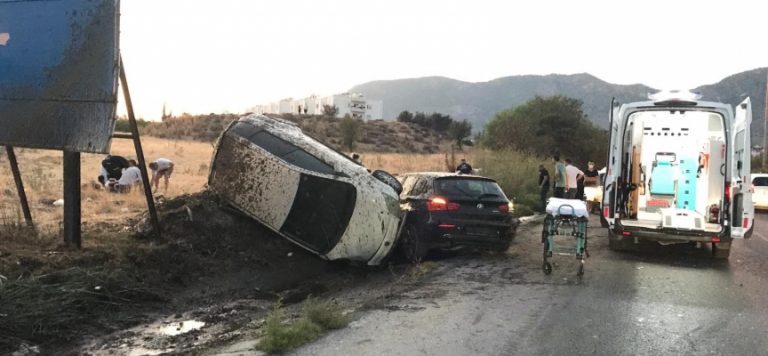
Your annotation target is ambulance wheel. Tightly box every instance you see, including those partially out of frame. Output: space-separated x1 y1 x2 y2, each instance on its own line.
543 262 552 275
712 242 731 260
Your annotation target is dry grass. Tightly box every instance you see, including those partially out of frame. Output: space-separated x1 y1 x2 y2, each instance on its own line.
359 150 477 175
0 137 473 231
0 136 213 231
2 134 540 232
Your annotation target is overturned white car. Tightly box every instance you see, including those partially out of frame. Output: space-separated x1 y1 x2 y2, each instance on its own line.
208 114 403 265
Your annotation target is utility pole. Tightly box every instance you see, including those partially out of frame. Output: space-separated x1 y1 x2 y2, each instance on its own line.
763 73 768 170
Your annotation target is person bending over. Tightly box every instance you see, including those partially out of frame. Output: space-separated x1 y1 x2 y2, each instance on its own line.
149 158 174 193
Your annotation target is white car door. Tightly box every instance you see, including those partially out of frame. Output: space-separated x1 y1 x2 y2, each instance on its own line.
602 99 622 225
731 98 753 238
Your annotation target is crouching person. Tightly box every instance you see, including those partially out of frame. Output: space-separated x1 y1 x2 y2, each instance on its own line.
115 160 142 193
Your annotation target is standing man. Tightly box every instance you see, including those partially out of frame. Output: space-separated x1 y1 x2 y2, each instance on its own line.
538 164 550 212
565 158 584 199
149 157 175 193
553 155 567 198
456 158 473 174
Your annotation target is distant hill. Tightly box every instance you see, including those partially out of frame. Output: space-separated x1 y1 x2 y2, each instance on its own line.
350 68 768 141
138 113 454 154
694 68 768 142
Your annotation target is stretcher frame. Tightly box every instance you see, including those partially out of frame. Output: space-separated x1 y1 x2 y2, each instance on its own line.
541 204 589 277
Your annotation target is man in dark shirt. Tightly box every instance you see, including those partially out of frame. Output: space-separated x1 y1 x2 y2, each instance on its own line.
456 159 473 174
538 165 550 212
98 154 130 186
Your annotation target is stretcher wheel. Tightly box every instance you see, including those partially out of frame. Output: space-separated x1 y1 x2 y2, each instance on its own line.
543 262 552 275
577 264 585 277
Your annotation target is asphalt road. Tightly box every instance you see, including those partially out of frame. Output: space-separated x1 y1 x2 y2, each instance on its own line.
289 213 768 356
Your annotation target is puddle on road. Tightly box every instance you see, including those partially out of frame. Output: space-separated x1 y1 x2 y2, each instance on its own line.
158 320 206 336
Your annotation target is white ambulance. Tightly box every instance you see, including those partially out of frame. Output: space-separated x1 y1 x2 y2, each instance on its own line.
601 91 753 259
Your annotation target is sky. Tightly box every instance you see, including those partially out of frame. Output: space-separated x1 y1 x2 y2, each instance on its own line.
119 0 768 120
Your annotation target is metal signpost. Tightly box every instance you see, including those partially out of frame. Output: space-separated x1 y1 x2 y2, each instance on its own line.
0 0 159 247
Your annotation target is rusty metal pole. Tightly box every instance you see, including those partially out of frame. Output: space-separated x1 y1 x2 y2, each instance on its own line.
63 150 81 248
5 146 33 227
119 54 161 236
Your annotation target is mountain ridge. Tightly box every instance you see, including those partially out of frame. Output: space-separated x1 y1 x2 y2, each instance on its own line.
350 68 767 140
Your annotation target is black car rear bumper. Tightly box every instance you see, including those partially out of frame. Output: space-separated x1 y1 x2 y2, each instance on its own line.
421 222 514 250
433 233 510 249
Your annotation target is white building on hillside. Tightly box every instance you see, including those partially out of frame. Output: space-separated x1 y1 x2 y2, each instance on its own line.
251 93 383 120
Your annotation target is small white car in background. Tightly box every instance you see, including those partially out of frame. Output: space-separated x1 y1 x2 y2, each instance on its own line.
751 173 768 210
208 115 404 265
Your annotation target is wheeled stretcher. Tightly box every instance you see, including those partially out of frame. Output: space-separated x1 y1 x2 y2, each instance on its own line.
542 198 589 277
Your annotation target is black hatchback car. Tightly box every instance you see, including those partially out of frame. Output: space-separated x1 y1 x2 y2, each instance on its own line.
397 172 518 261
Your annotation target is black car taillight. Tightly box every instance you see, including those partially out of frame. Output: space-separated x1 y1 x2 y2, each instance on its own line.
427 196 459 211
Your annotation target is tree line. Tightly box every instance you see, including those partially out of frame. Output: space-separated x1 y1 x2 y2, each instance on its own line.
397 111 472 149
480 95 608 167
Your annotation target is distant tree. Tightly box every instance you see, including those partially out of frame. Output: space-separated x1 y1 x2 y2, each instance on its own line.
397 110 414 123
428 112 453 132
340 115 362 151
322 104 338 117
403 111 455 132
482 95 607 165
113 118 148 132
448 119 472 150
412 112 427 126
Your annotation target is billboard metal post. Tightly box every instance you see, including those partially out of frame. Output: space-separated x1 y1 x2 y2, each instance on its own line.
119 55 160 236
63 150 81 248
5 146 33 227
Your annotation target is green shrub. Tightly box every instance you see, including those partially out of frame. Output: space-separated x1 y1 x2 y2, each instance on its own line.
257 298 349 354
302 297 349 330
475 150 549 215
257 303 322 353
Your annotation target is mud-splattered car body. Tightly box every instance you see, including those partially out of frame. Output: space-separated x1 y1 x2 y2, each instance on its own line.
208 114 403 265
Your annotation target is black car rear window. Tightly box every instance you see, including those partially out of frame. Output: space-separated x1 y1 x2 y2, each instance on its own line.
753 177 768 187
229 122 335 175
434 177 506 200
280 174 357 254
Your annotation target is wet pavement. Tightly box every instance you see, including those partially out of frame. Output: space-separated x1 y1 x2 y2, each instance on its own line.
283 213 768 356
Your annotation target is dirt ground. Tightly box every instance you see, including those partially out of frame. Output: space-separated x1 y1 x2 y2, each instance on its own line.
0 136 481 355
1 187 521 355
69 215 536 356
0 191 350 354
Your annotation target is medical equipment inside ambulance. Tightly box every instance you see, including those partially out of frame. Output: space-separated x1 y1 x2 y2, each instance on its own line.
621 110 727 232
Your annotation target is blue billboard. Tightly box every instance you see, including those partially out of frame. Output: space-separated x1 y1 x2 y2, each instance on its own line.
0 0 120 153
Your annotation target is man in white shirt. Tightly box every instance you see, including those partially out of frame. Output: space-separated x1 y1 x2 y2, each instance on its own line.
149 157 175 193
116 160 142 193
564 158 584 199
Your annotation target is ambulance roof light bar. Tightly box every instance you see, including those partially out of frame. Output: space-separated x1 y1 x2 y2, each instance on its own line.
649 90 702 105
